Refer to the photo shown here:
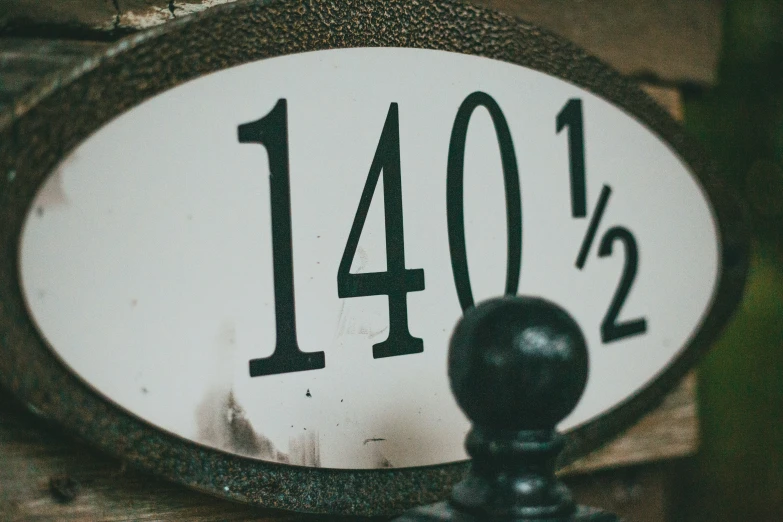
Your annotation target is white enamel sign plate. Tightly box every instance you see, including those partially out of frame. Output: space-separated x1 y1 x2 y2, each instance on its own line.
19 47 720 469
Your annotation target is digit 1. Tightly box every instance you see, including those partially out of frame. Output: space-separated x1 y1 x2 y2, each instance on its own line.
238 99 326 377
447 91 522 311
338 103 425 359
557 98 587 218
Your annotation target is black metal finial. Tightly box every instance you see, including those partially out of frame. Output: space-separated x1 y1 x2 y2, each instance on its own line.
394 296 620 521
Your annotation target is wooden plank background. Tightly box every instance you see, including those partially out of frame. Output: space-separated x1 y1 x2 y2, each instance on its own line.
0 1 724 520
0 0 724 84
0 377 687 521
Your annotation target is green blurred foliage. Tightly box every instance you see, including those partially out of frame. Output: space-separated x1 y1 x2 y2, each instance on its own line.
686 0 783 238
677 0 783 520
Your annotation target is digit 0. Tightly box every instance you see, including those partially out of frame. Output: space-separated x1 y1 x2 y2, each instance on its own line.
447 92 523 311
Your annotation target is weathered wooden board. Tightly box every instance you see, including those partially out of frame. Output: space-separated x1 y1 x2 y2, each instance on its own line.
479 0 724 84
0 387 293 522
0 382 678 521
564 373 698 475
0 0 723 84
0 1 118 33
0 38 105 129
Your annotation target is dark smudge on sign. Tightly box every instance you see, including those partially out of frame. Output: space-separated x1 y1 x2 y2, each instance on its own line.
289 430 321 467
378 456 393 468
196 389 279 459
35 161 70 211
195 388 323 467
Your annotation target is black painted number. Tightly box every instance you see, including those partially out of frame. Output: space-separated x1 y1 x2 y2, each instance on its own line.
447 92 522 311
337 103 425 359
557 98 587 218
238 99 326 377
559 98 648 344
598 228 647 343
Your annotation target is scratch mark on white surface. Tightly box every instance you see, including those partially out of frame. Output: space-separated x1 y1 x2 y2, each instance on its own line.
367 325 389 339
353 246 369 272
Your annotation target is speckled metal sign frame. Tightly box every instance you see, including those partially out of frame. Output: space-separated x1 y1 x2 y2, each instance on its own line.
0 0 749 516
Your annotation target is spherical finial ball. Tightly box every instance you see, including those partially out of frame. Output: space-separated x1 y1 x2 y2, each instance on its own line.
448 296 589 431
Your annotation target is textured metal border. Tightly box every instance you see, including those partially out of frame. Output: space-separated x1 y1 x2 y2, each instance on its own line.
0 0 749 516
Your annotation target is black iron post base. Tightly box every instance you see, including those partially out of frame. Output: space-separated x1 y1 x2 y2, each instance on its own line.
396 501 620 521
392 297 623 522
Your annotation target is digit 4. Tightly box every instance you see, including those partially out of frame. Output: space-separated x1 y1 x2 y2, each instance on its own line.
338 103 426 359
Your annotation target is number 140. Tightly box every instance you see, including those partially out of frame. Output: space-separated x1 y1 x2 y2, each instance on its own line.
239 93 523 377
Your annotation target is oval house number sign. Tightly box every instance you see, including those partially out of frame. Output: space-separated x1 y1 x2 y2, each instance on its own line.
0 0 748 516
